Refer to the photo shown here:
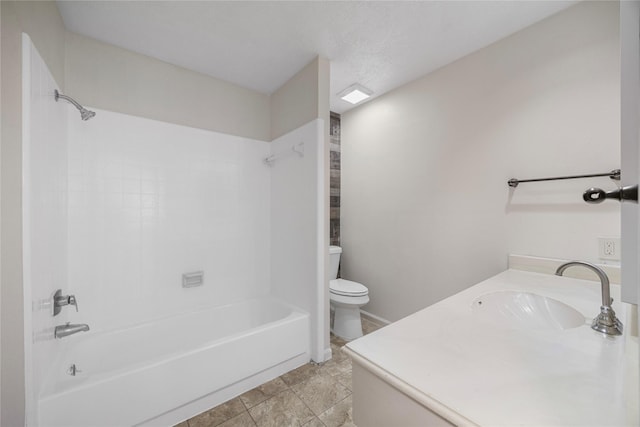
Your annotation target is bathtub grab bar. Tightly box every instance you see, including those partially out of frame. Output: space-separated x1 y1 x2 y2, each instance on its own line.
264 142 304 166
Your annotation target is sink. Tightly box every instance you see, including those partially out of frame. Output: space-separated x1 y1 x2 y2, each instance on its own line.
471 291 585 330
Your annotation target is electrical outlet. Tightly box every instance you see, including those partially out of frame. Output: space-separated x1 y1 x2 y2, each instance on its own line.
598 237 621 261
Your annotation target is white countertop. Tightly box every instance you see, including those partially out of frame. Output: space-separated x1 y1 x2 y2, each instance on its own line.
345 269 639 427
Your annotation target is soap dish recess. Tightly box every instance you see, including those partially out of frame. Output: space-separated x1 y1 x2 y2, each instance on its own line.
182 271 204 288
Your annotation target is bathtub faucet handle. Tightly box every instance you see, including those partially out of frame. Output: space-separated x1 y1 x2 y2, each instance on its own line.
53 290 79 315
68 295 78 312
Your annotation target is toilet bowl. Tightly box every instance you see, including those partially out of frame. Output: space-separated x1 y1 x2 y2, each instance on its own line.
329 246 369 340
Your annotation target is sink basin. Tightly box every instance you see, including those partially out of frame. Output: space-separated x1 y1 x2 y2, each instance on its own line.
471 291 585 330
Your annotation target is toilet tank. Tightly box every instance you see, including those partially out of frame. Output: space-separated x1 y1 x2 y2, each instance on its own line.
329 246 342 280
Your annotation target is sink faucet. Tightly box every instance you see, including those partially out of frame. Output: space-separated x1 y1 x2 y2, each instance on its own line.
555 261 622 336
55 322 90 339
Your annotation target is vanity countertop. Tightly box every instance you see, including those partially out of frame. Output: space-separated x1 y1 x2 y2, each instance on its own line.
345 269 639 427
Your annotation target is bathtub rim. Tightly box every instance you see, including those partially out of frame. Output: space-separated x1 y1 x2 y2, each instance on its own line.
69 295 309 337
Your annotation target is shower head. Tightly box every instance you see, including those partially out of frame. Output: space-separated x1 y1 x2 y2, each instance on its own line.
80 108 96 121
55 90 96 121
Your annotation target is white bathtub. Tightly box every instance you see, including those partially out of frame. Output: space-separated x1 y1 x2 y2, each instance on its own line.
38 297 310 426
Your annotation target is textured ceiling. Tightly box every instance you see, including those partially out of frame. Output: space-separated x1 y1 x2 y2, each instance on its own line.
57 1 578 114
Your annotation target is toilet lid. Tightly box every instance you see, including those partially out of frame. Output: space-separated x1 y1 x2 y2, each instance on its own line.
330 279 368 297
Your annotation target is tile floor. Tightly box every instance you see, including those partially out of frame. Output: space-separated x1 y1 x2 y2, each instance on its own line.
176 317 383 427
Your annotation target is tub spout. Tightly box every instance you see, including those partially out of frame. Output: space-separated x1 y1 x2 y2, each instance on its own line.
55 322 90 339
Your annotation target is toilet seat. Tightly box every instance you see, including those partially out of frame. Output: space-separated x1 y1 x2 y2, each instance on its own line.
330 279 368 297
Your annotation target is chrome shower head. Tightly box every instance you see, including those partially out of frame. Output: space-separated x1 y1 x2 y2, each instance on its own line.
80 108 96 121
55 90 96 121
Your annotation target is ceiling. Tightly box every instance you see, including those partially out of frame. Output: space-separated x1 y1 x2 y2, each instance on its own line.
57 1 578 114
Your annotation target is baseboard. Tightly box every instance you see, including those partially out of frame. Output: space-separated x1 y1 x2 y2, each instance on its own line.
323 346 333 362
360 309 391 326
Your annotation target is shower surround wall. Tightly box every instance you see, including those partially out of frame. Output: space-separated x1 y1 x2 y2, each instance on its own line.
21 34 68 426
270 119 326 362
67 108 271 330
24 105 324 425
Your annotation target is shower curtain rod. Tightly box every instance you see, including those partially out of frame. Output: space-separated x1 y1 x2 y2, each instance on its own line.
507 169 620 188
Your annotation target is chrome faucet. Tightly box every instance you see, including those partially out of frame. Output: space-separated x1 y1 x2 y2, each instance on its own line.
55 323 90 339
555 261 623 336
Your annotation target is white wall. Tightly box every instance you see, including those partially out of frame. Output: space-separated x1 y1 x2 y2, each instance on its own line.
1 2 67 424
22 34 69 426
341 1 620 322
270 119 327 362
67 109 271 331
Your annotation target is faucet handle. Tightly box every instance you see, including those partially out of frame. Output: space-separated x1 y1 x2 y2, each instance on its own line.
53 290 79 315
68 295 78 312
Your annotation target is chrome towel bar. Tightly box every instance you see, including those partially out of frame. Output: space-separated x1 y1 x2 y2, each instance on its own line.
508 169 620 188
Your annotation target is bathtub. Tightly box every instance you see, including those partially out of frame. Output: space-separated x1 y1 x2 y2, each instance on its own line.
38 297 310 426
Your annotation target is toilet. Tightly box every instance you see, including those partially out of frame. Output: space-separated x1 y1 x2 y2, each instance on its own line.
329 246 369 340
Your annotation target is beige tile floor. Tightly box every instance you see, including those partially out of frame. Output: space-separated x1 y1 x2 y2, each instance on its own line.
176 317 383 427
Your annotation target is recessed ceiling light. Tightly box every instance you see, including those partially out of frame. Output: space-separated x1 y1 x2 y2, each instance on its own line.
339 84 373 105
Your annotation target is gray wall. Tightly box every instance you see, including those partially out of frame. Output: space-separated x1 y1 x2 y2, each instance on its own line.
341 1 621 322
65 32 271 141
270 56 330 141
620 0 640 305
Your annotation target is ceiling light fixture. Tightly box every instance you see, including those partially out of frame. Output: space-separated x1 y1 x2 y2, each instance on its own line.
338 83 373 105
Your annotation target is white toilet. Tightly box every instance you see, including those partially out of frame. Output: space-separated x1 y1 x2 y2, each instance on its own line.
329 246 369 340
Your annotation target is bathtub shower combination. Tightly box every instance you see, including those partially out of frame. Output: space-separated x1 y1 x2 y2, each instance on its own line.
39 299 309 426
22 35 326 426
